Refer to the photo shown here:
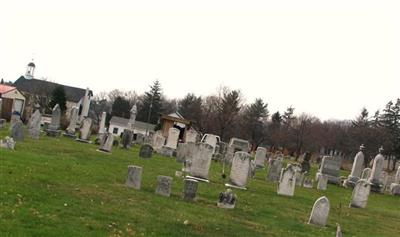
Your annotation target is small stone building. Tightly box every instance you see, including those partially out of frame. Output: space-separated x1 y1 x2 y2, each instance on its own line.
0 84 26 120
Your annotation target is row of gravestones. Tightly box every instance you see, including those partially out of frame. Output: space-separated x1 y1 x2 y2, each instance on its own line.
126 165 237 208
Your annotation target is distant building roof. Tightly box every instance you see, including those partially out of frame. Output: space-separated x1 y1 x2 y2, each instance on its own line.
13 76 92 103
110 116 156 131
0 84 16 95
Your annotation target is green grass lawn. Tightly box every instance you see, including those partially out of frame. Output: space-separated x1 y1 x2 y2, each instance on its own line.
1 127 399 237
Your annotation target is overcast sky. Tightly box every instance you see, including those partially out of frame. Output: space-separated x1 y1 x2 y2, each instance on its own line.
1 0 399 121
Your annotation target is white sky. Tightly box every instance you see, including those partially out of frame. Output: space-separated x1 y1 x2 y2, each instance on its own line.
1 0 399 121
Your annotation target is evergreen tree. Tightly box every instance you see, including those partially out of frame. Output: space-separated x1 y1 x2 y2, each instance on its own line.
217 89 241 141
241 98 269 149
111 96 130 118
178 93 202 126
136 80 163 124
352 107 370 127
49 86 67 112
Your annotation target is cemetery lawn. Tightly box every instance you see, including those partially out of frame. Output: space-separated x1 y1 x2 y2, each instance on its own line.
1 132 400 236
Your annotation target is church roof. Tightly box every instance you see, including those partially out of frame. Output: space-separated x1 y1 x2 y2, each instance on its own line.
13 76 92 103
0 84 16 95
110 116 156 131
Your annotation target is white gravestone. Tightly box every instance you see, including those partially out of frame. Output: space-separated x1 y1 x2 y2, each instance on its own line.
368 148 385 192
255 147 267 168
185 129 197 143
277 164 296 197
308 196 330 227
126 165 142 190
226 152 251 189
350 179 370 208
188 143 214 181
165 127 180 149
78 117 93 142
317 174 328 190
361 168 372 180
344 146 365 188
65 106 79 137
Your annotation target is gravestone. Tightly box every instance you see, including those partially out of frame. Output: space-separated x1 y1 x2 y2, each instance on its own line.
361 168 372 180
152 132 165 152
98 111 107 134
10 119 24 141
139 144 153 159
0 136 16 150
303 178 313 188
308 196 330 227
159 146 175 157
126 165 142 190
267 158 283 182
165 127 180 149
317 174 328 190
188 143 214 181
300 152 312 173
65 106 79 137
350 179 370 208
368 148 385 192
121 129 134 149
255 147 267 168
135 133 145 145
185 129 197 143
183 178 198 201
176 142 196 163
0 119 5 129
217 189 237 209
293 165 304 186
389 167 400 195
316 156 342 184
127 104 137 130
77 117 92 142
226 151 251 189
344 145 365 188
249 160 256 178
46 104 61 136
277 164 296 196
28 108 42 139
98 132 114 153
155 176 173 197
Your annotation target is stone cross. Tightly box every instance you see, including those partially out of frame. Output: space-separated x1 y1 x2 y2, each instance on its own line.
155 176 173 197
308 196 330 227
126 165 142 190
350 179 370 208
277 164 296 196
255 147 267 168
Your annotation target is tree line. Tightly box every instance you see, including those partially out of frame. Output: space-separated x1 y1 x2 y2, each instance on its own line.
89 80 399 166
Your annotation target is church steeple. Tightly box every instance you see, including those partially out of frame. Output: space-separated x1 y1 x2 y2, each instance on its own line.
25 61 36 79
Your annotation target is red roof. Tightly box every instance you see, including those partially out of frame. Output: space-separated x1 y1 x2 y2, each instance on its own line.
0 84 16 94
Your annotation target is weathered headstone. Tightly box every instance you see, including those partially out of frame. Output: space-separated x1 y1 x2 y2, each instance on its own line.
98 132 114 153
65 106 79 137
185 129 197 143
121 129 134 149
98 111 107 136
127 104 137 130
152 131 165 152
165 127 180 149
316 156 342 184
300 152 312 173
126 165 142 190
189 143 214 181
77 117 92 142
361 168 372 180
28 108 42 139
183 178 198 201
217 189 237 209
226 151 251 189
267 158 283 182
155 175 173 197
303 178 314 189
277 164 296 196
176 142 196 163
10 119 24 141
293 165 304 186
368 147 385 192
255 146 267 168
308 196 330 227
46 104 61 136
139 144 153 158
317 174 328 190
389 167 400 195
0 136 16 150
350 179 370 208
344 145 365 188
79 87 91 122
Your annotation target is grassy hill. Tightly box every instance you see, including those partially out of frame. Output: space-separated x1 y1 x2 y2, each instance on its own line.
1 126 399 237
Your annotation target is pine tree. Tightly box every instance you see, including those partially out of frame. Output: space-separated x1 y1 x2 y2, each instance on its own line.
111 96 130 118
178 93 202 126
49 86 67 112
241 98 269 149
217 90 241 141
136 80 163 124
